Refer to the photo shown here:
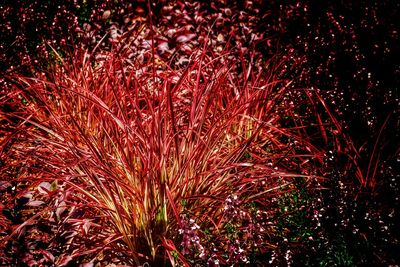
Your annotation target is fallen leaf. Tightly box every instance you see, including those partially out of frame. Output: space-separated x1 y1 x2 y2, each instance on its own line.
176 33 196 43
0 181 12 192
38 182 51 194
27 200 45 207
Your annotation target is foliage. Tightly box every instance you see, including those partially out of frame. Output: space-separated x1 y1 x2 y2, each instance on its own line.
0 0 398 266
0 38 339 265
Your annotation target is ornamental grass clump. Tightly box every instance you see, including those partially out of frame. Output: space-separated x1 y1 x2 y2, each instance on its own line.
1 42 337 266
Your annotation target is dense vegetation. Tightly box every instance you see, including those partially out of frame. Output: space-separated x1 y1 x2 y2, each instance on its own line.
1 1 398 266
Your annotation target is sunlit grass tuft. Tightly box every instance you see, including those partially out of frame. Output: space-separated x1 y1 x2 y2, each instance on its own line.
1 44 341 265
